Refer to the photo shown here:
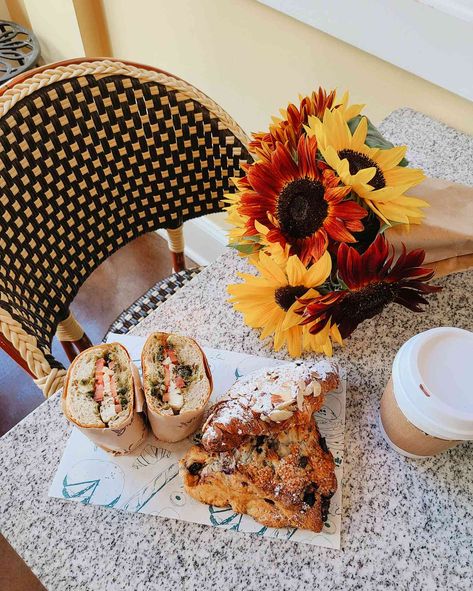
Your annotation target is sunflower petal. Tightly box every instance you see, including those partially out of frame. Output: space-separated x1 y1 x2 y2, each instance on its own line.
286 254 307 285
287 326 302 358
351 116 368 148
254 219 270 235
257 252 288 285
305 251 332 287
383 166 425 187
322 145 343 171
374 146 407 169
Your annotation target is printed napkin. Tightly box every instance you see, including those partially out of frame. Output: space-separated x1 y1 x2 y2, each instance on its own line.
49 334 346 549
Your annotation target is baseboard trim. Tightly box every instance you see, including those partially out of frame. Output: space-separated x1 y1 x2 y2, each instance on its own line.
157 216 228 267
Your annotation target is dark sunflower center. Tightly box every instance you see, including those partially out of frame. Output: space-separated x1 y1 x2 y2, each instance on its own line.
277 179 328 239
335 282 397 326
338 149 385 190
275 285 308 311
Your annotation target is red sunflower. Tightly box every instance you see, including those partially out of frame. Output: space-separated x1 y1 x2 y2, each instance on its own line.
299 235 441 339
237 135 368 264
250 87 337 161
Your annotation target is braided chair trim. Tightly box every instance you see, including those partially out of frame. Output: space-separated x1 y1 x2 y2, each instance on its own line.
0 306 66 397
0 59 250 147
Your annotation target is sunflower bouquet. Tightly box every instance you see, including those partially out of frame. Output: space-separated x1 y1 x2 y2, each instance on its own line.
226 89 440 357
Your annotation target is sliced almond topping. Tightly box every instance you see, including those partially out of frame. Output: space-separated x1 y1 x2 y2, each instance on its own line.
271 394 284 405
297 388 304 411
304 382 313 397
275 398 296 410
268 409 293 422
313 381 322 397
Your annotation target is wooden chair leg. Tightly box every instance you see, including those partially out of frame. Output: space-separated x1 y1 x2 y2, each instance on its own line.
0 333 35 377
59 333 93 362
60 340 78 363
56 311 93 362
171 251 186 272
72 333 93 351
166 226 186 272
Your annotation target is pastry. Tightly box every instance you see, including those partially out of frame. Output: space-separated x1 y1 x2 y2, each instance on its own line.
202 361 338 452
181 362 338 532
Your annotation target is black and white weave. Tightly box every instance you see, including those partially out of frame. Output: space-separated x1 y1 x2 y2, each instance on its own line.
0 61 251 372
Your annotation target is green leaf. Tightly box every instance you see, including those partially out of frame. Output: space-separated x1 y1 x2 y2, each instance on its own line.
241 234 263 243
228 243 258 254
379 220 405 234
347 116 409 167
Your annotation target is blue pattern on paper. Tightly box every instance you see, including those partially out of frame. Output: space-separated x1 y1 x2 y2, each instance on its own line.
122 463 179 513
62 475 100 505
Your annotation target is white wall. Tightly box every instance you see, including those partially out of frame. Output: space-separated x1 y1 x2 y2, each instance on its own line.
22 0 84 63
102 0 473 136
101 0 473 256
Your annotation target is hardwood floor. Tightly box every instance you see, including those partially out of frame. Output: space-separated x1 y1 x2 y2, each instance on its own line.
0 232 194 590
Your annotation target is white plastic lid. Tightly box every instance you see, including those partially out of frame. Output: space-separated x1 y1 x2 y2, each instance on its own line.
392 327 473 441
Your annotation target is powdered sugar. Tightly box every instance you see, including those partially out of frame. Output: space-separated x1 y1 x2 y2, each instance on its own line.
207 362 335 426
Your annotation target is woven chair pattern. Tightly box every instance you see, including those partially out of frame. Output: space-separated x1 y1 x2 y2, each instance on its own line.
0 59 251 396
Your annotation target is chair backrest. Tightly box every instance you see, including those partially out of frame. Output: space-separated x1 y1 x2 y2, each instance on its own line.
0 58 251 393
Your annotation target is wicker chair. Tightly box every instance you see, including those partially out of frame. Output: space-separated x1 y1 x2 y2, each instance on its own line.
0 58 251 397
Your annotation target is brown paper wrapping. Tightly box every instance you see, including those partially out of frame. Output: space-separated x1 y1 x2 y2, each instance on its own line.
386 177 473 278
62 350 149 455
143 338 213 443
146 407 205 443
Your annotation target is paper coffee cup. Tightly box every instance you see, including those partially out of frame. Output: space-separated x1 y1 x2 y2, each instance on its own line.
379 327 473 457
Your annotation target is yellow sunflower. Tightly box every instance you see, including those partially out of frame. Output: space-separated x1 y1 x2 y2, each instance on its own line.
305 109 427 225
228 250 339 357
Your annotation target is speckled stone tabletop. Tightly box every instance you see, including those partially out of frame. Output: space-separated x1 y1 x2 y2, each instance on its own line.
1 109 473 591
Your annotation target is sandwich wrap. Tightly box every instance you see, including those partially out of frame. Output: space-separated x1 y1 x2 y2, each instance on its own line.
62 343 148 455
141 332 213 443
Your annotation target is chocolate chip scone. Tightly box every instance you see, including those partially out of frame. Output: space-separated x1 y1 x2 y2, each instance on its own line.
180 362 339 532
182 422 336 531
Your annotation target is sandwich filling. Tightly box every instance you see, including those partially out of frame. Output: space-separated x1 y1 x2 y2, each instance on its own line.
149 343 198 414
66 345 132 429
93 355 125 424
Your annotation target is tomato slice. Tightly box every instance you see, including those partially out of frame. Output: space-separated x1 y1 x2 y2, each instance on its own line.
174 375 185 389
94 384 104 402
94 358 106 401
166 349 178 364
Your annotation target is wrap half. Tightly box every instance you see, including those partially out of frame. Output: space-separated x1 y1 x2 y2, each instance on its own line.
141 332 213 442
62 343 148 455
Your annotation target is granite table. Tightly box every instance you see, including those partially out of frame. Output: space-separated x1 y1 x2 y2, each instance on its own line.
1 109 473 591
